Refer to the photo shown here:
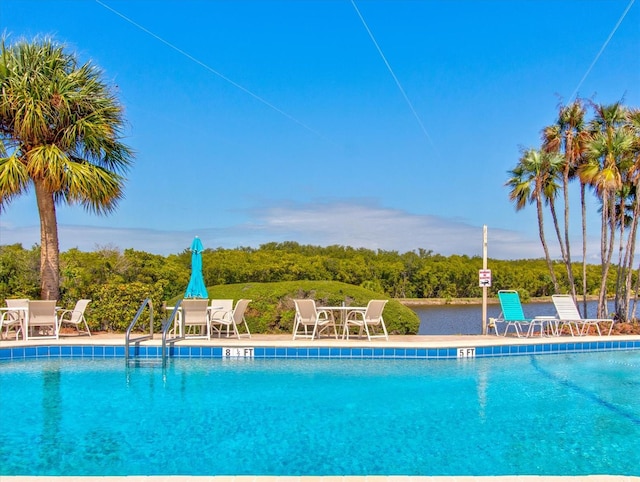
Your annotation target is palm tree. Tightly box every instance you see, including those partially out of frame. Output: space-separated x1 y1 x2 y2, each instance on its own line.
617 108 640 321
0 37 132 300
579 102 634 319
506 148 564 293
625 108 640 320
542 100 589 312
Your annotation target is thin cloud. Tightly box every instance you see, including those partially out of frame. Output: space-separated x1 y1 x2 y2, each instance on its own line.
0 200 598 261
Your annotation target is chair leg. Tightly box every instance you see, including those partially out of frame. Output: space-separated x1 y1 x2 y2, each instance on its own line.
527 320 544 338
504 322 522 337
82 316 91 336
607 321 614 336
364 323 371 341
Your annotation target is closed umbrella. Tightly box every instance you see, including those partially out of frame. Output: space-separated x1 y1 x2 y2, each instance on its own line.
185 236 208 299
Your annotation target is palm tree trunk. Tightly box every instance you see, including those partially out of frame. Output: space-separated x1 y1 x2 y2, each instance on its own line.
548 199 566 290
580 183 588 317
614 199 626 318
537 197 558 291
622 194 639 321
562 166 577 300
632 262 640 320
34 179 60 301
598 193 617 318
598 194 610 318
614 196 629 320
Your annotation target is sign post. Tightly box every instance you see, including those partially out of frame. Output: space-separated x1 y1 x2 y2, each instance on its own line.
481 226 490 335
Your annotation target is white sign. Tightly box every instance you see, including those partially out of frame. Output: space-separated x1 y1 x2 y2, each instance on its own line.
479 269 492 287
458 347 476 358
223 347 254 358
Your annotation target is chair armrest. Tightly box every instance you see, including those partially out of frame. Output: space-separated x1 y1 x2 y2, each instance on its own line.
210 309 232 320
57 309 76 321
317 309 334 320
1 311 18 322
346 309 366 320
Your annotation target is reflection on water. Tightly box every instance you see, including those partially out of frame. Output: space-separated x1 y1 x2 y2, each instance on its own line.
41 366 62 470
414 300 611 335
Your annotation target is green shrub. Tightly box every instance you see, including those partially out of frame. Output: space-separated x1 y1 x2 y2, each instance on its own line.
168 280 420 335
91 280 167 332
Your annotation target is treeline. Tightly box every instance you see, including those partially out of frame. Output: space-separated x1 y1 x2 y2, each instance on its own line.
2 241 630 328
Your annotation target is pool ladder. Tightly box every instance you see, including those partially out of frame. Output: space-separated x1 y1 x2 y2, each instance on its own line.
125 298 185 367
124 298 158 367
161 300 184 366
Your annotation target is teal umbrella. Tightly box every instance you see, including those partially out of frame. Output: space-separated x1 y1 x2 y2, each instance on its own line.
185 236 208 299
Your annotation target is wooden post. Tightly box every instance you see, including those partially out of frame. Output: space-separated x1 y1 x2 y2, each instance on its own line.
482 225 488 335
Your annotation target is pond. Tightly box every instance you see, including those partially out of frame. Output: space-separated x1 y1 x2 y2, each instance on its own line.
415 300 612 335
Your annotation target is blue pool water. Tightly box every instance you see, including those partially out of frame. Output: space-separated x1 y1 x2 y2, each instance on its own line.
1 352 639 476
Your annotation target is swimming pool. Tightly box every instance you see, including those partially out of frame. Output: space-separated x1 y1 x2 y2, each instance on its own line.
1 351 639 476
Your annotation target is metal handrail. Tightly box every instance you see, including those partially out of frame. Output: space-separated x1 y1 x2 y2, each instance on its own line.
161 299 183 366
125 298 154 363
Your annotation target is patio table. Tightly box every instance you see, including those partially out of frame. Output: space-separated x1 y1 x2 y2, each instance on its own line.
321 305 366 337
166 305 225 337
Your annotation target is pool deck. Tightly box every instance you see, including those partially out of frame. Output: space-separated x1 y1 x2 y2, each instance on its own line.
2 333 640 482
2 332 640 362
3 331 640 349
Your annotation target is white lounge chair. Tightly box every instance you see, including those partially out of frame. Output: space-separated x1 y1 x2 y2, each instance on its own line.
1 298 28 340
210 299 251 339
343 300 389 341
552 294 614 336
57 299 92 336
27 300 59 339
292 299 337 340
181 299 211 339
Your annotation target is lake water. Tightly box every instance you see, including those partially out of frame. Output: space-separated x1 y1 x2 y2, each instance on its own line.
415 300 613 335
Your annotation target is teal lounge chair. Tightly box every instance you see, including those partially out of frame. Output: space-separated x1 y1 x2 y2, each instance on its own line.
496 290 548 337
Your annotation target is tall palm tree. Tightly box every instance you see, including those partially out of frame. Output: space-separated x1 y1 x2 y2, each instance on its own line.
579 102 634 319
618 108 640 320
0 38 132 300
542 100 589 311
506 148 563 293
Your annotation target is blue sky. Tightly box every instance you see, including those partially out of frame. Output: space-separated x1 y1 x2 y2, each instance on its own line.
1 0 638 260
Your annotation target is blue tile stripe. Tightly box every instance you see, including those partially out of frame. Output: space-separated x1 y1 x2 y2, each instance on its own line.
0 339 639 362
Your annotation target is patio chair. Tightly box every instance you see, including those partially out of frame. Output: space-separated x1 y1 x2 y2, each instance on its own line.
181 299 211 339
552 294 614 336
57 299 92 336
210 299 251 339
495 290 548 337
342 299 389 341
1 298 29 340
208 299 233 337
27 300 59 339
292 299 337 340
